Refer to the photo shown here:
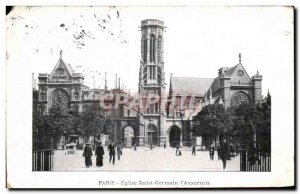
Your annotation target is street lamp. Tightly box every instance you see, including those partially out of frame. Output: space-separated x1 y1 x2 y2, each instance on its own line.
149 118 153 146
179 107 185 147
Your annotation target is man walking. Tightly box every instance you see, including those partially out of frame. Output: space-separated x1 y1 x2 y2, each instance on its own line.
82 142 93 168
192 145 196 156
95 141 105 167
108 142 116 165
209 145 215 160
220 142 228 170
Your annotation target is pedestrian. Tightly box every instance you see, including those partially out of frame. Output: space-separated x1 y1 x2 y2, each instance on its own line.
164 142 166 149
108 142 116 165
220 142 228 170
209 146 215 160
82 142 93 168
95 141 105 167
176 144 180 156
117 144 122 160
120 143 123 155
150 143 153 150
178 149 182 156
134 143 137 151
192 145 196 156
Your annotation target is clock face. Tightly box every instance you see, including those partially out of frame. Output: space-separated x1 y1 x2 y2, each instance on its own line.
237 70 244 77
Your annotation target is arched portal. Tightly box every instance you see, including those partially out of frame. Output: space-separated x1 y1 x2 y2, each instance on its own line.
169 125 181 147
147 123 157 145
123 126 135 147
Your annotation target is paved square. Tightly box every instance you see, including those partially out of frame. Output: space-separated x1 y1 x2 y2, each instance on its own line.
53 147 240 171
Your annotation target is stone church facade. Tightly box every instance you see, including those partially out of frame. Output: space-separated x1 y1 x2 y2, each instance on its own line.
36 19 262 148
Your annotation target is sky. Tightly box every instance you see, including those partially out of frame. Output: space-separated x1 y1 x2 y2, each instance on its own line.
6 6 293 95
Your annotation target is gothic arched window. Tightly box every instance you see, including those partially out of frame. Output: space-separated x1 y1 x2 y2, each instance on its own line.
143 39 147 63
230 92 250 107
157 35 162 63
150 34 156 63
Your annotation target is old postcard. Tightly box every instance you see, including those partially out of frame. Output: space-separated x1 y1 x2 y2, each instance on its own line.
6 6 294 188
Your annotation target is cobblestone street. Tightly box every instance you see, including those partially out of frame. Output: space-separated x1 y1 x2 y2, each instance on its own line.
53 147 240 172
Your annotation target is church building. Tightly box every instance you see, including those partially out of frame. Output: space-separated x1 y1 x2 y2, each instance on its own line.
36 19 263 148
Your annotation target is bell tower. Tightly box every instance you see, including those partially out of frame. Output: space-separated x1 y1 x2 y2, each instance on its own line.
139 19 165 88
138 19 166 146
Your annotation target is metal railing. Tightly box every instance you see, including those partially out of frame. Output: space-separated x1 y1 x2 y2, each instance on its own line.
240 149 271 171
230 82 253 86
32 149 53 171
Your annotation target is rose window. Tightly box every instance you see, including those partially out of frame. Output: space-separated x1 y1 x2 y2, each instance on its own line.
51 89 69 112
230 92 250 107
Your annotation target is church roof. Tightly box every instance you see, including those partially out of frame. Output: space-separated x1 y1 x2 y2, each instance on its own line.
210 76 220 94
59 59 74 75
50 59 74 77
170 77 214 97
210 63 252 94
225 65 238 76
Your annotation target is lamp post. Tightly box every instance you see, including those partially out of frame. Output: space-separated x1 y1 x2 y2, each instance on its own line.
149 118 153 146
179 107 185 147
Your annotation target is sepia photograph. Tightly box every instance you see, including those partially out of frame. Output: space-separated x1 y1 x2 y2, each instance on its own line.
6 5 294 188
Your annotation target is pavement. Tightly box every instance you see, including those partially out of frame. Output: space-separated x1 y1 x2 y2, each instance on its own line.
52 147 240 172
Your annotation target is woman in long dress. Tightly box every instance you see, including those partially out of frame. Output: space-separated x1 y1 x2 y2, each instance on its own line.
82 143 93 167
95 142 105 167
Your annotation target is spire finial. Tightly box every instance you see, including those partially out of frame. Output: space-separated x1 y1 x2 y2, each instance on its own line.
60 50 63 59
239 53 241 64
256 70 260 76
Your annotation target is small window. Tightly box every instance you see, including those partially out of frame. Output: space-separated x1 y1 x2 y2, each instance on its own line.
40 91 46 101
74 92 79 100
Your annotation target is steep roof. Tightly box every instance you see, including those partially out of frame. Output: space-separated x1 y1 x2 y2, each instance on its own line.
50 59 74 77
170 77 214 97
210 63 252 94
225 65 238 76
210 76 220 94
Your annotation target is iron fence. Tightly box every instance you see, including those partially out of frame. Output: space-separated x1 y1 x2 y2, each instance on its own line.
32 149 53 171
240 149 271 171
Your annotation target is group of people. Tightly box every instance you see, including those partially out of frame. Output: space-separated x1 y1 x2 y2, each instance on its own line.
82 141 233 170
82 142 123 168
189 143 231 170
